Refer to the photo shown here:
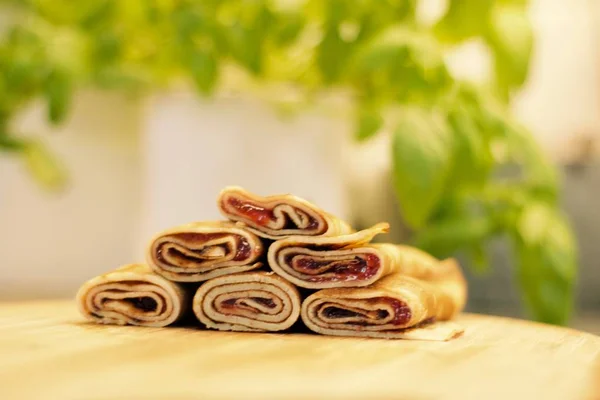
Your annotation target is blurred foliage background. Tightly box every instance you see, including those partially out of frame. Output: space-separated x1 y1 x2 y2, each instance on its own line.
0 0 577 325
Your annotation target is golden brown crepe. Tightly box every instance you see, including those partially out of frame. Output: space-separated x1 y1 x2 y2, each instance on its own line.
301 259 467 340
193 271 301 332
76 264 189 327
217 186 353 239
146 221 264 282
268 223 456 289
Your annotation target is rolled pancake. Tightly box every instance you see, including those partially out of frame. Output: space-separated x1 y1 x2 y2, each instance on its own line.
301 259 467 340
146 221 264 282
268 223 455 289
77 264 189 327
193 271 301 332
217 186 353 239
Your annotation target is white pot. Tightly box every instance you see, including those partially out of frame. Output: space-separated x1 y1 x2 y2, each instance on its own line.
0 91 142 299
135 91 352 255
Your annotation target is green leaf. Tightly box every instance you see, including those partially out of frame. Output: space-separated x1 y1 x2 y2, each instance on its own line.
79 0 114 29
351 28 411 74
22 140 68 190
93 31 122 64
514 202 577 325
352 27 443 74
172 5 202 39
44 68 72 124
225 1 272 76
92 65 151 90
498 0 528 5
413 214 494 259
187 50 218 95
355 106 383 142
446 107 493 189
272 12 305 47
434 0 494 44
350 27 448 101
33 0 114 26
504 121 558 200
0 134 28 152
228 25 263 75
486 4 533 99
316 25 350 83
460 85 510 137
391 107 453 229
321 0 349 25
468 87 558 200
468 242 491 274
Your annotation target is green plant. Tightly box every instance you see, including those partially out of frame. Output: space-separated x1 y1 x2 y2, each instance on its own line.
0 0 577 325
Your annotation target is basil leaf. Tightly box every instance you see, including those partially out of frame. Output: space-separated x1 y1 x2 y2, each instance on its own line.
486 3 533 99
187 50 218 95
413 215 494 259
447 107 493 190
355 106 383 142
392 108 453 229
434 0 494 44
23 140 68 190
44 68 72 124
514 202 577 325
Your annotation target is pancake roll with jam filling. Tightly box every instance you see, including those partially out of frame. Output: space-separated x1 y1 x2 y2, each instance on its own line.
146 221 264 282
217 186 353 240
301 258 467 340
76 264 189 327
193 271 301 332
268 223 462 290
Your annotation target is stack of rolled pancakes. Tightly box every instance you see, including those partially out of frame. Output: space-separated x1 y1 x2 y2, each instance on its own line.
77 186 467 340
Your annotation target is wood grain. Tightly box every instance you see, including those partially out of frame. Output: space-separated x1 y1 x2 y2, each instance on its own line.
0 300 599 400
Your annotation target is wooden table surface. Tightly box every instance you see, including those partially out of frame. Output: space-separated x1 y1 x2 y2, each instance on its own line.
1 300 599 400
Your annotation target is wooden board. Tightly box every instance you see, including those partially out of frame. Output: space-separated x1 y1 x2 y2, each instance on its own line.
0 300 599 400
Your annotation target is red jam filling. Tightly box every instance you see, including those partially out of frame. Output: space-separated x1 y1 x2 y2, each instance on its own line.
220 298 238 308
226 197 319 231
323 307 360 319
288 253 380 283
369 297 412 325
323 297 411 326
250 297 276 308
156 232 252 264
234 239 251 261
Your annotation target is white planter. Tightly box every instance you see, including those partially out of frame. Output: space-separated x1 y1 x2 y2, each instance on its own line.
0 91 142 299
135 91 352 255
